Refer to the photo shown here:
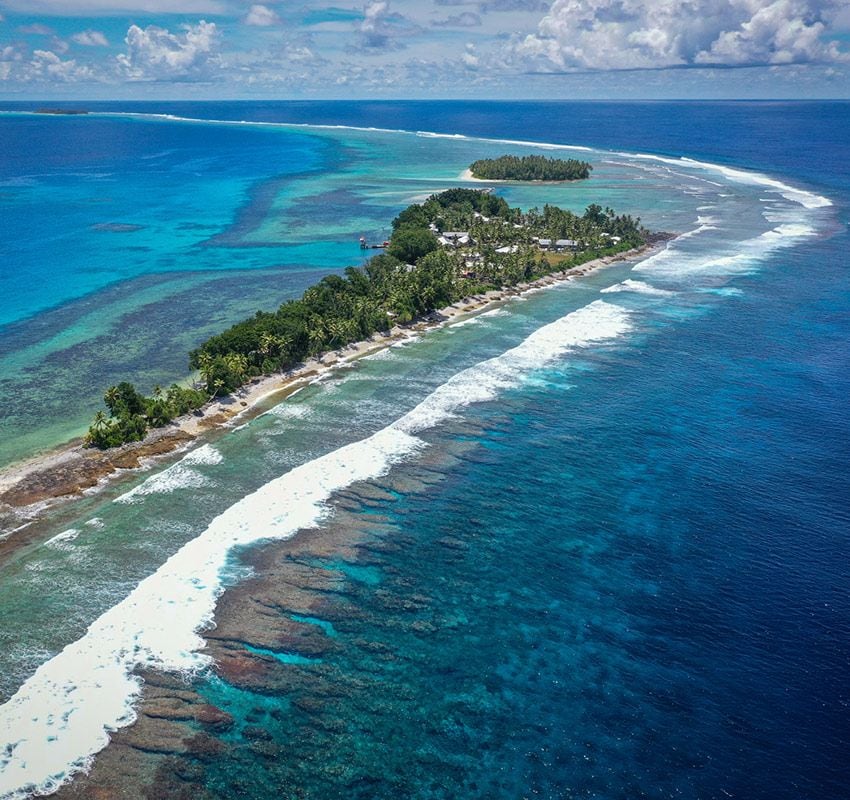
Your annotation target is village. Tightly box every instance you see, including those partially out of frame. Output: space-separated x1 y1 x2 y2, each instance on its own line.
362 188 636 286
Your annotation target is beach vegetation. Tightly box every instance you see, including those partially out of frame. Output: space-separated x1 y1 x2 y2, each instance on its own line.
85 188 645 449
84 383 206 449
470 154 592 181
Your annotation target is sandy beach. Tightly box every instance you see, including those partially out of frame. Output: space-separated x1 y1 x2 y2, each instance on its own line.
0 241 661 538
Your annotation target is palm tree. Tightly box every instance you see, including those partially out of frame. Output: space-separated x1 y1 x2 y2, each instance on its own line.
196 353 214 386
307 320 327 355
224 353 248 383
104 385 120 412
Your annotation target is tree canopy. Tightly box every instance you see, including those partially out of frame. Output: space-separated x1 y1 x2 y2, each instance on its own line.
85 187 646 450
470 155 592 181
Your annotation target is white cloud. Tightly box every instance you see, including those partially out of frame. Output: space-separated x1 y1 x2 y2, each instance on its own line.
360 0 391 47
50 35 71 54
71 29 109 46
245 4 280 27
1 44 22 81
18 23 55 36
696 1 846 65
433 12 482 27
117 20 220 80
356 0 422 50
30 48 95 81
517 0 850 70
462 41 479 67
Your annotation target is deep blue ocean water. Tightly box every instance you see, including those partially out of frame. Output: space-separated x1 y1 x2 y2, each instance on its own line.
0 102 847 798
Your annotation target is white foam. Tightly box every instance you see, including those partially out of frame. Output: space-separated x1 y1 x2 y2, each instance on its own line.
44 529 80 547
601 280 675 297
676 222 719 241
617 151 832 210
636 221 817 278
114 446 222 504
394 301 631 435
447 316 479 329
114 466 209 504
0 299 632 799
268 402 311 420
390 334 421 348
180 444 223 466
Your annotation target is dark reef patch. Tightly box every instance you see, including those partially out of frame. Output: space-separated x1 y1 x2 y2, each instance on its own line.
91 222 146 233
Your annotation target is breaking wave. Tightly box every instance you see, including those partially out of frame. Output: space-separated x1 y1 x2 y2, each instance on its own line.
0 300 631 800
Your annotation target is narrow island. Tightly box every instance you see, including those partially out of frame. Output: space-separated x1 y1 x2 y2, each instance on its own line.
469 154 592 181
34 108 89 115
84 188 645 449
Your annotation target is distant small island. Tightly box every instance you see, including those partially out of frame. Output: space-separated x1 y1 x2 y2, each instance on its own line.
35 108 89 115
469 154 592 181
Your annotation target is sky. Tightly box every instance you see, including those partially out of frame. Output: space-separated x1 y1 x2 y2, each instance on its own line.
1 0 849 99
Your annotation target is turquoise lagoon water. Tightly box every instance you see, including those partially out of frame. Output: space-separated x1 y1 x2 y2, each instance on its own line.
0 111 690 468
0 103 847 798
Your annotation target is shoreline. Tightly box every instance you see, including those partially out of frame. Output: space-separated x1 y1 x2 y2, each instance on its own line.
459 167 588 184
0 241 661 542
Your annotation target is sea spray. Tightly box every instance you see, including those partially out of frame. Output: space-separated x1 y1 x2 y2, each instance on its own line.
636 221 818 279
601 280 676 297
114 447 220 504
0 300 631 799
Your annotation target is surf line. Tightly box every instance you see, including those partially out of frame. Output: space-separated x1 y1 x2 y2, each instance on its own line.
0 299 631 800
67 110 832 212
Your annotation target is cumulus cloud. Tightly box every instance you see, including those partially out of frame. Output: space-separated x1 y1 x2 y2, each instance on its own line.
71 29 109 46
117 20 220 80
0 44 22 81
517 0 850 70
18 23 55 35
433 12 482 27
30 48 94 81
359 1 391 47
357 0 419 49
245 4 280 27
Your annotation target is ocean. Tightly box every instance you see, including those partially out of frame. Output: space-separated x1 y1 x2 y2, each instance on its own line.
0 101 847 798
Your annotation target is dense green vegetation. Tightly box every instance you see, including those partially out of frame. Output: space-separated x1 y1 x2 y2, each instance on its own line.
470 154 592 181
84 382 207 449
85 188 645 449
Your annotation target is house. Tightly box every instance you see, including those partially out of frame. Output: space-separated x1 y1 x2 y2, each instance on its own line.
439 231 471 247
555 239 579 251
495 245 518 254
538 238 553 250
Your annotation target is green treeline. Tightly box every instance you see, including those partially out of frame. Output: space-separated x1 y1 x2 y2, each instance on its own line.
469 155 592 181
86 187 644 450
85 383 207 449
